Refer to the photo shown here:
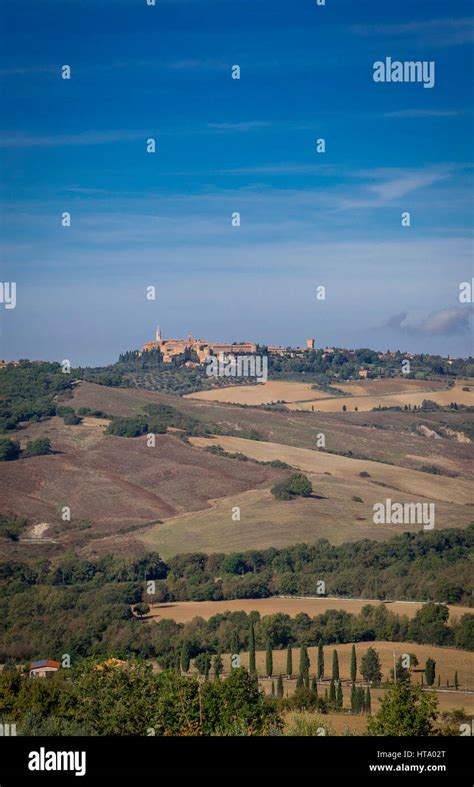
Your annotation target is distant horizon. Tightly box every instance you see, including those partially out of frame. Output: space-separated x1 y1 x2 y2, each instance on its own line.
3 330 473 368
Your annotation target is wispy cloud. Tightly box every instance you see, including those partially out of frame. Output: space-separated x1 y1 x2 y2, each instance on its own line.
207 121 271 131
0 66 58 76
339 167 453 208
167 58 227 71
367 171 450 201
351 16 474 46
0 130 148 148
384 109 466 118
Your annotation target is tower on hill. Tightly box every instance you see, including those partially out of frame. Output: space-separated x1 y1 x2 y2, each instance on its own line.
155 324 162 343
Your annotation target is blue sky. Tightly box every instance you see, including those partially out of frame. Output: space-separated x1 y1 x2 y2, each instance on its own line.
0 0 472 365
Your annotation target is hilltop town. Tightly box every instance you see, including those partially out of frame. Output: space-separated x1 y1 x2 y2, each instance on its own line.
132 325 465 382
141 324 315 365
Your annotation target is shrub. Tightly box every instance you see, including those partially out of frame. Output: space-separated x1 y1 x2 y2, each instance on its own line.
0 438 20 461
63 413 81 426
23 437 52 457
0 514 28 541
367 682 438 736
271 473 313 501
284 711 333 736
106 417 148 437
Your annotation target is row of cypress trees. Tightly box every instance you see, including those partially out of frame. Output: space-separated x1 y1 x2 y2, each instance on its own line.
251 628 359 684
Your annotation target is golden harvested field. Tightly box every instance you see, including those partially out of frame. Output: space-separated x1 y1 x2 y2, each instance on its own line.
337 379 450 396
185 381 331 405
185 378 462 408
288 381 474 413
147 598 472 624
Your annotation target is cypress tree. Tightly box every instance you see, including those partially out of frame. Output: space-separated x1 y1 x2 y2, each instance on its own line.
454 671 459 689
213 652 223 681
204 655 210 681
329 678 336 704
357 686 365 713
311 676 318 695
350 644 357 683
296 673 304 689
354 687 360 712
180 642 191 673
266 640 273 677
317 642 324 679
299 644 310 688
336 680 343 709
277 674 284 699
332 649 339 681
365 686 371 714
425 658 436 687
324 688 328 702
299 644 306 674
350 682 356 713
174 651 181 673
231 631 240 657
286 644 293 677
353 684 360 714
271 680 275 697
249 622 256 675
304 647 310 688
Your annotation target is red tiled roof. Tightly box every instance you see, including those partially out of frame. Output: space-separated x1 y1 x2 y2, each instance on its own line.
30 660 61 669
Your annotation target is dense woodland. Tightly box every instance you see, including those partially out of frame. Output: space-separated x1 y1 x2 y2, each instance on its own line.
0 527 472 663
